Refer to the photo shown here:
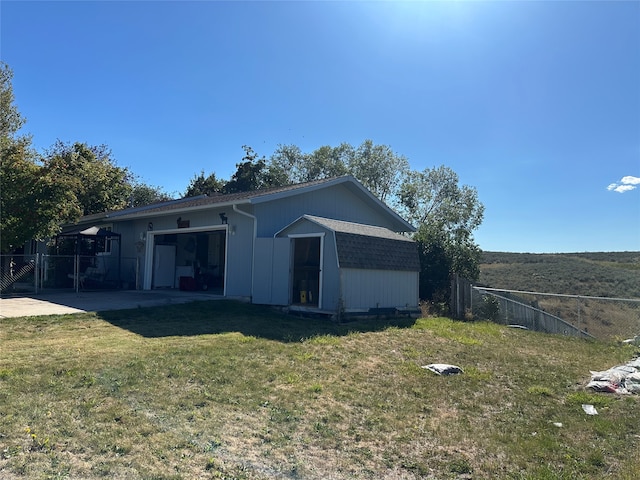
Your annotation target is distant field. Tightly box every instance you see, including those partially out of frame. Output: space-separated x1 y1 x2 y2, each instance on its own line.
479 252 640 339
1 300 639 479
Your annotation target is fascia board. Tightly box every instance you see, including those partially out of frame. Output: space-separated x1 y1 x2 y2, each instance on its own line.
101 199 252 222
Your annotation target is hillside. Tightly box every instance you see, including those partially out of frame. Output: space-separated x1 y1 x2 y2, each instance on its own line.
478 251 640 339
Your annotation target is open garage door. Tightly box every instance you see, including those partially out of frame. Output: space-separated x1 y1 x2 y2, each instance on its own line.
144 227 226 292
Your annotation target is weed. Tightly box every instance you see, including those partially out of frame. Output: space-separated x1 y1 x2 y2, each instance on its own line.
565 391 615 408
450 457 472 474
528 385 554 397
24 426 51 452
309 383 323 393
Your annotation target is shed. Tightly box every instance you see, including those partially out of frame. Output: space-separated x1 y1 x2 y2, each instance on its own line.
274 215 420 315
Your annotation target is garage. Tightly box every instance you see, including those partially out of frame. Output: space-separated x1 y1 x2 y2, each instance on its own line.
143 227 226 292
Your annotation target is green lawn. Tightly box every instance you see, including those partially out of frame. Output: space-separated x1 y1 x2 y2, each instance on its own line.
1 300 638 479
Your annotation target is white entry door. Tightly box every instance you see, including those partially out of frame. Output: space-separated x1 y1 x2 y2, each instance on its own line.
153 245 176 288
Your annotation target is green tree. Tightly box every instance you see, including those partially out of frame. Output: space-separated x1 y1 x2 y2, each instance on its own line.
0 63 77 252
268 143 349 184
1 145 82 253
0 61 27 149
267 144 306 184
303 144 350 181
223 145 287 193
400 166 484 301
348 140 409 203
268 140 407 202
41 141 133 216
184 170 225 197
130 182 174 206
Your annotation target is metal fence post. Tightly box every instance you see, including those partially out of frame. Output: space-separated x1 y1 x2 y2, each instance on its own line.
75 254 80 293
34 253 39 294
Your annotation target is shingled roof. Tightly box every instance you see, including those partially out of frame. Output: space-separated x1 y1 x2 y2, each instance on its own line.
295 215 420 272
69 176 415 233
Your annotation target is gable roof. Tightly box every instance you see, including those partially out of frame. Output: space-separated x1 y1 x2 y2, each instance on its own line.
69 176 416 232
280 215 420 272
302 215 414 242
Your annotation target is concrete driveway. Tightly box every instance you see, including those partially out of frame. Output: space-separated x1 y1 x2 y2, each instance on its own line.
0 290 223 318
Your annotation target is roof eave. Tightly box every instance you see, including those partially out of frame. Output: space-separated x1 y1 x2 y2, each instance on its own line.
105 198 252 221
67 198 252 226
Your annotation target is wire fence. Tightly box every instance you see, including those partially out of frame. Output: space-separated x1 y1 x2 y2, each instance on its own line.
1 254 140 295
451 275 640 340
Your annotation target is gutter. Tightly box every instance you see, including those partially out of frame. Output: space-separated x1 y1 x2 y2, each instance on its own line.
233 204 257 300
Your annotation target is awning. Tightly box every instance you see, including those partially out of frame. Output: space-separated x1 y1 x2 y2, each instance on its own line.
57 226 121 239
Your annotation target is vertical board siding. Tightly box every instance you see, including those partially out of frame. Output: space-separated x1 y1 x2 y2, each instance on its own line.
341 268 419 311
271 238 291 305
252 238 291 305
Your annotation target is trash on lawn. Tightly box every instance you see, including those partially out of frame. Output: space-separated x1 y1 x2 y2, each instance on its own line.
552 422 563 428
582 404 598 415
422 364 464 376
587 358 640 394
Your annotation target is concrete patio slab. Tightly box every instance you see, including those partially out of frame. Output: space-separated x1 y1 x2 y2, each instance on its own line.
0 290 223 319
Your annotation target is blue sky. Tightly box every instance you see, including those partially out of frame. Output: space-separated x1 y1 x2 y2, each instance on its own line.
2 1 639 253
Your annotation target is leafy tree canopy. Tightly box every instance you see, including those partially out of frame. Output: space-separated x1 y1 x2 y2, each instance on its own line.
223 145 288 194
130 182 174 207
184 170 225 197
400 166 484 300
41 141 134 216
268 140 408 202
0 61 27 149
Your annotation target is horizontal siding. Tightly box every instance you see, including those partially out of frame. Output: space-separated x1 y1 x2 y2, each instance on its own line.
255 184 402 237
341 268 419 311
252 238 274 304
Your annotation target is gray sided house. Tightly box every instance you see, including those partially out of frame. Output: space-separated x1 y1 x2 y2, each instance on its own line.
59 176 420 315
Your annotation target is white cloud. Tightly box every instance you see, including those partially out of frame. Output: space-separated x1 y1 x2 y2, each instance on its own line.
607 175 639 193
613 184 636 193
621 175 640 185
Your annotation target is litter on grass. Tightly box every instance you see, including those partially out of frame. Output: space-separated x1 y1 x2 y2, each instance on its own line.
587 357 640 394
422 364 464 376
582 404 598 415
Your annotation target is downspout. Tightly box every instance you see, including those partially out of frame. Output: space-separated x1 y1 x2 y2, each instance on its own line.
233 204 257 300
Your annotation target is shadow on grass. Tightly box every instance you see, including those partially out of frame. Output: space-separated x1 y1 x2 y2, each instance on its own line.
98 299 417 342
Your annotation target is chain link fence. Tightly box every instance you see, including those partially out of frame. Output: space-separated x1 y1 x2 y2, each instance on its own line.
451 275 640 340
1 254 140 295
